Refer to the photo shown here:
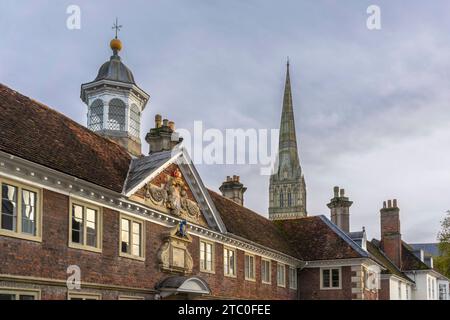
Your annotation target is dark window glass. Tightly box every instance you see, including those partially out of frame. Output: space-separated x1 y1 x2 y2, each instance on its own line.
322 269 330 288
1 184 18 231
19 295 35 300
71 205 84 244
332 269 340 287
0 294 15 300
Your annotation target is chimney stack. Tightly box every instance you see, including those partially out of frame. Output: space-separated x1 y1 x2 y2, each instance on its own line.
327 186 353 233
145 115 183 154
219 176 247 206
380 199 402 268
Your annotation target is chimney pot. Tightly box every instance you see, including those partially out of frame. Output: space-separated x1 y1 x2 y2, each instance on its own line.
220 175 247 206
388 200 392 208
333 186 339 197
168 121 175 131
155 114 162 128
327 185 352 233
383 201 387 208
393 199 397 208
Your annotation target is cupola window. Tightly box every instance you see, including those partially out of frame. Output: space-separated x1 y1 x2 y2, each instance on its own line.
129 104 140 138
89 99 104 131
108 99 126 131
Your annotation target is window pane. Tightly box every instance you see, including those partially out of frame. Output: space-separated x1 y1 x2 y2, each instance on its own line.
200 242 205 269
322 269 330 288
229 251 235 275
332 269 340 287
19 295 35 300
1 184 18 231
206 244 212 271
0 294 15 300
86 208 97 247
89 99 104 131
129 104 140 138
22 189 37 235
71 205 84 244
108 99 126 131
132 222 141 256
262 261 270 282
121 218 130 253
224 250 229 274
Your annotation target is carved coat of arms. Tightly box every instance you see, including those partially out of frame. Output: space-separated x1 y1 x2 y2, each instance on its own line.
144 168 201 222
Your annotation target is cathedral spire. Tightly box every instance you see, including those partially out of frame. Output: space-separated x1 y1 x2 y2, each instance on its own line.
278 59 300 175
269 60 307 220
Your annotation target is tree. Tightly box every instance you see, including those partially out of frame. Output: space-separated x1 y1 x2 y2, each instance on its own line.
435 210 450 278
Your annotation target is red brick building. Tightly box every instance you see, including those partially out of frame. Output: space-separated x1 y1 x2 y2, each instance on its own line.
0 37 385 300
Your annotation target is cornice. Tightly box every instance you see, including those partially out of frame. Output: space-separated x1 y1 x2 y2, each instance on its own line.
0 151 302 267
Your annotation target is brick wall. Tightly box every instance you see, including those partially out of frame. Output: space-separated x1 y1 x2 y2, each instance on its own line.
297 267 352 300
0 188 297 300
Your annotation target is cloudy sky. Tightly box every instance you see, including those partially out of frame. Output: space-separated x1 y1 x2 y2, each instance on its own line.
1 0 449 243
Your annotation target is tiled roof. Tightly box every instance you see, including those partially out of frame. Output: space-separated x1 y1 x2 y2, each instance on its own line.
275 216 367 261
0 83 131 192
402 242 430 271
208 190 297 257
210 191 368 261
367 240 413 283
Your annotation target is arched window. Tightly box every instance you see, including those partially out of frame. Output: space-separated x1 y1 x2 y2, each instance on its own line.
129 104 140 138
89 99 103 131
288 192 292 207
108 99 126 131
279 191 284 208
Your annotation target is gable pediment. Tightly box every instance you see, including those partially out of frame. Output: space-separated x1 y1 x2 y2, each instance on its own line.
130 163 208 227
124 148 226 233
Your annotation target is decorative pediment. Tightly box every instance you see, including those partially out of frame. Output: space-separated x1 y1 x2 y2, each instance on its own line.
125 148 227 233
158 221 194 274
131 164 208 227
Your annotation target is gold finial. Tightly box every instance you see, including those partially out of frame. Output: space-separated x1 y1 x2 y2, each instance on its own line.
110 18 123 52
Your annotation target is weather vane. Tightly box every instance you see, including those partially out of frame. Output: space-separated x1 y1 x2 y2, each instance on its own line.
112 17 122 39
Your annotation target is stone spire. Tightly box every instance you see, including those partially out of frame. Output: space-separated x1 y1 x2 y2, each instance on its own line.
269 60 307 220
278 59 300 174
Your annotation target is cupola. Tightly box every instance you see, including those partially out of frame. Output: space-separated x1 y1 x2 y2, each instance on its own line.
80 20 150 157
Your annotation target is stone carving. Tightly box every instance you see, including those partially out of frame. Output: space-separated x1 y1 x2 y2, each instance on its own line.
144 168 201 223
157 222 193 274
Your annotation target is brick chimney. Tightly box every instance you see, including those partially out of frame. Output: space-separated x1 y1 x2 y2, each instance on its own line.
145 114 183 154
380 199 402 269
219 176 247 206
327 186 353 233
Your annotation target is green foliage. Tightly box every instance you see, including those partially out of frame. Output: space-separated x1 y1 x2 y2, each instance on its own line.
436 211 450 278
